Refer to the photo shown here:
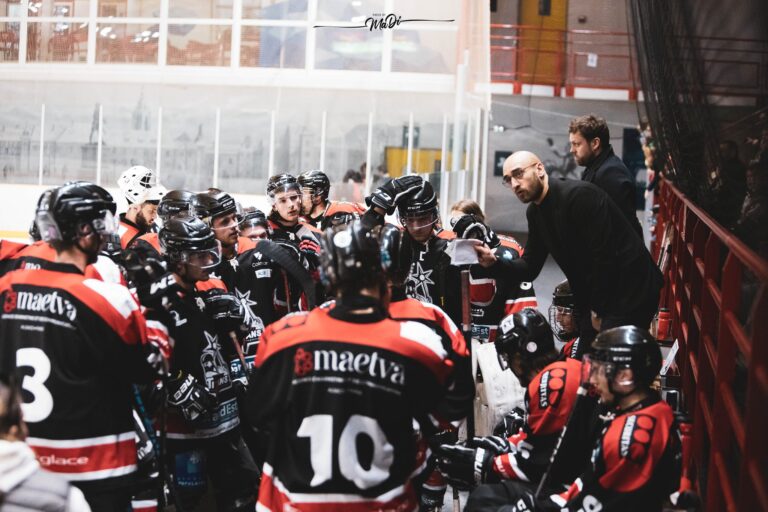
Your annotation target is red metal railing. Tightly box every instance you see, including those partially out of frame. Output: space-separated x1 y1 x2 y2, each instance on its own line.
491 24 768 99
652 177 768 511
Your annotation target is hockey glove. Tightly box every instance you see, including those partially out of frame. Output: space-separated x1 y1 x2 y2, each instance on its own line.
135 272 181 311
201 289 252 341
167 372 216 423
452 214 501 249
493 407 527 437
366 175 424 215
435 443 495 490
298 236 321 268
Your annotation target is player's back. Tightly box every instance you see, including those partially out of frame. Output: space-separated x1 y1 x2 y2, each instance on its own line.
250 306 453 511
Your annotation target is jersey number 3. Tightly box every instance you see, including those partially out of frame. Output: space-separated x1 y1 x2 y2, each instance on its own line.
17 348 54 423
298 414 394 490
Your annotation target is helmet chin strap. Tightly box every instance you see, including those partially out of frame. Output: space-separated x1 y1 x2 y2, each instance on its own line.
75 230 101 266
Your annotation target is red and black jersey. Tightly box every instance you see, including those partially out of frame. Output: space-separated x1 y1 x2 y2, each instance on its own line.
0 262 156 485
247 302 455 511
118 214 147 249
149 278 241 441
129 232 162 260
493 358 598 486
469 236 537 343
303 201 366 231
560 337 582 360
267 219 322 247
547 396 681 511
0 241 126 285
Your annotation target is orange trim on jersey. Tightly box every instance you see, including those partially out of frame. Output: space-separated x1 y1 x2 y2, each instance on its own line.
28 432 137 479
16 241 56 262
326 201 366 216
0 268 147 346
498 235 524 255
435 229 456 240
1 240 30 260
196 278 227 292
389 298 468 356
119 221 141 249
135 233 161 253
237 236 257 254
257 310 452 382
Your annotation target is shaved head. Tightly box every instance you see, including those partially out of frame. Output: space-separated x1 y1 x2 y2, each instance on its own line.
501 151 549 204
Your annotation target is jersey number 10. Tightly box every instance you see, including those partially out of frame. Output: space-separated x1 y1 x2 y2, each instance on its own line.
298 414 395 490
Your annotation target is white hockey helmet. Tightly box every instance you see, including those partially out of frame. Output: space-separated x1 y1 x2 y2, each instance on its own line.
138 184 167 204
118 165 155 205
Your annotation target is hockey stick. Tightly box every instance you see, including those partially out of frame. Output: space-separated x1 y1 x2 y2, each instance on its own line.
254 240 317 309
452 268 473 512
228 331 251 385
534 383 590 498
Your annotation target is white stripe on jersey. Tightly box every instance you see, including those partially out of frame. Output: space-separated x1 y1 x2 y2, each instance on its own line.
399 321 447 360
61 464 137 481
27 431 135 448
82 278 139 319
419 301 461 335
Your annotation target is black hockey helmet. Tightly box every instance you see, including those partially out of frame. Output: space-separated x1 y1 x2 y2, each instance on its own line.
195 189 239 225
160 216 221 269
242 207 268 228
319 220 382 292
379 224 414 287
266 173 300 201
549 279 580 342
298 170 331 199
397 179 438 220
158 189 196 223
495 308 556 364
35 181 117 243
588 326 662 387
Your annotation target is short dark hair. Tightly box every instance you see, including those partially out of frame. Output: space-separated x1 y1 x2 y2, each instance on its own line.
569 114 610 148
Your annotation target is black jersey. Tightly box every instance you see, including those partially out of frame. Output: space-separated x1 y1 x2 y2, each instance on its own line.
0 263 155 485
247 302 456 511
151 278 240 440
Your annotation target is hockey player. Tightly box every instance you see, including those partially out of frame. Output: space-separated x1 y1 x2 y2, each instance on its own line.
117 166 166 248
247 221 460 511
298 169 366 230
436 309 596 493
450 212 537 343
240 207 269 241
0 181 164 511
266 173 322 250
364 176 464 324
130 189 197 259
464 326 680 511
549 279 583 359
379 223 474 510
153 216 259 511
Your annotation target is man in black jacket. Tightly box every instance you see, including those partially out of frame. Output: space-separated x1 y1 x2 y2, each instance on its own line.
475 151 662 352
569 114 643 239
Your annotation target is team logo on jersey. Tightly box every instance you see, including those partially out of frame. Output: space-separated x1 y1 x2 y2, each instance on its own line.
469 276 497 307
619 414 656 463
294 348 314 376
294 348 405 385
3 290 17 313
200 331 231 392
6 290 77 321
407 261 434 303
538 367 567 409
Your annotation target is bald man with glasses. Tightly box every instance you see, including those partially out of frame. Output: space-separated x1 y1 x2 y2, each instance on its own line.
476 151 662 355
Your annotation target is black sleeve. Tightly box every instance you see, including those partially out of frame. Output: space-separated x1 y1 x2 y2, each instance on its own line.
494 209 548 283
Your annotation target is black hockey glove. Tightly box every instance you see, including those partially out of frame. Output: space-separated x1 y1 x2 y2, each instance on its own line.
299 236 321 268
135 272 181 311
167 372 216 422
435 436 511 490
366 175 423 215
493 407 527 437
200 289 252 341
452 214 501 248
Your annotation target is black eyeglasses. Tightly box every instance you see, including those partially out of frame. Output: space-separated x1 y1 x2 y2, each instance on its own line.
502 162 539 187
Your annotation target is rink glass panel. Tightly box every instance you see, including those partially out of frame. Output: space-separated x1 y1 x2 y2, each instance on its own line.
95 23 158 64
240 25 306 69
26 21 88 62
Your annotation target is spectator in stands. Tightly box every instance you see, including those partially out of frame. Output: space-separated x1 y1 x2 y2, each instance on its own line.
734 159 768 258
475 151 663 348
569 114 644 238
